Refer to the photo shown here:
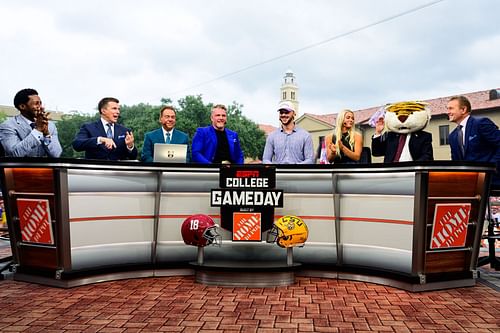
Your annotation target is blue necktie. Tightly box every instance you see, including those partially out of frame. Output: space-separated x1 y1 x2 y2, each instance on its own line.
106 123 113 138
165 132 171 144
457 125 465 159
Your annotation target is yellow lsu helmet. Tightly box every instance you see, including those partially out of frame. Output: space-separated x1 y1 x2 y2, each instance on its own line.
266 215 308 248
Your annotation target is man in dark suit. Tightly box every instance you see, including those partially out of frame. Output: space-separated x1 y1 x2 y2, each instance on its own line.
191 104 244 164
447 95 500 185
72 97 137 160
141 105 189 162
0 88 62 158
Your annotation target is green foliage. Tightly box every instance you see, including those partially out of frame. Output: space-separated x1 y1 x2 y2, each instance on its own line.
0 111 7 123
56 112 97 158
54 95 266 161
175 95 211 141
119 103 160 153
226 101 266 160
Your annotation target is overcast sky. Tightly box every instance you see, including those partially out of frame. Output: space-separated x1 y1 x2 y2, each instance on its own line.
1 0 499 125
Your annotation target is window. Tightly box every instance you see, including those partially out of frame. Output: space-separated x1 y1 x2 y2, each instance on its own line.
439 125 449 145
283 91 286 100
291 91 295 100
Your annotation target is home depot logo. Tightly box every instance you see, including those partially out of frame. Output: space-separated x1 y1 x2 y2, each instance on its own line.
17 198 54 245
430 203 471 249
233 212 261 241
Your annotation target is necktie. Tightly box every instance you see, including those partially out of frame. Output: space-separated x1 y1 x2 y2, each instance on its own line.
393 133 407 162
165 132 171 144
457 125 465 159
106 123 113 138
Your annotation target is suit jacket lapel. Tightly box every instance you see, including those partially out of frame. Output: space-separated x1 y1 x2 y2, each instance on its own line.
226 130 234 156
463 117 472 153
15 115 32 138
170 129 177 143
154 128 164 143
96 120 107 138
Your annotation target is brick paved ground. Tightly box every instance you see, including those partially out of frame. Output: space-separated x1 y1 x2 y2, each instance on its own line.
0 275 498 333
0 239 499 332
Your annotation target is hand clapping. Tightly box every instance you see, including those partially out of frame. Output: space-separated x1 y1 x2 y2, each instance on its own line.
34 108 50 136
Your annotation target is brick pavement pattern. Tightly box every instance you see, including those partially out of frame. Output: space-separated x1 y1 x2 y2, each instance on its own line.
0 276 498 333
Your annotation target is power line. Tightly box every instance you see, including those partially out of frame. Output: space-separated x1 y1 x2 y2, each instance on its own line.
169 0 446 95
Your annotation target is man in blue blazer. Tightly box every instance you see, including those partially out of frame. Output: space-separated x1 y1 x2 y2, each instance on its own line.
191 104 244 164
0 88 62 158
141 106 189 162
72 97 137 160
447 95 500 186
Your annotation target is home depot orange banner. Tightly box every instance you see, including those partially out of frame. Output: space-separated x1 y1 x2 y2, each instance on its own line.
17 198 54 245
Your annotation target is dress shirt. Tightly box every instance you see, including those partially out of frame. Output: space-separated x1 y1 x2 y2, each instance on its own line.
262 126 314 164
162 128 173 143
398 134 412 162
458 115 470 145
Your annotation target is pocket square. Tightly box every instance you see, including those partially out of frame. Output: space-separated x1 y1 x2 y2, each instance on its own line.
118 134 125 139
468 134 477 141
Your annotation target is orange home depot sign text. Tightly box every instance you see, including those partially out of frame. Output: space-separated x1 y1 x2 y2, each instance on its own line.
233 212 261 241
430 203 471 249
17 198 54 245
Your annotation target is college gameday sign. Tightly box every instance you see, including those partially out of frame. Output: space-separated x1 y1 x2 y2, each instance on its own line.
211 165 283 241
430 203 471 249
17 198 54 245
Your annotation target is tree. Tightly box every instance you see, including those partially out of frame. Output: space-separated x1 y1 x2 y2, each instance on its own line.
0 111 7 123
56 112 97 158
119 103 160 153
54 95 266 161
226 101 266 160
175 95 211 141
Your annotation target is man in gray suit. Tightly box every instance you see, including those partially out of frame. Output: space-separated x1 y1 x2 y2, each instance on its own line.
141 105 189 162
0 88 62 158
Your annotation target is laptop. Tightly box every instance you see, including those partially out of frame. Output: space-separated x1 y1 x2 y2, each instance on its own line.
153 143 188 163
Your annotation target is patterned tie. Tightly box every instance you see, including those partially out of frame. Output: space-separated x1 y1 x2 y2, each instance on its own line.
393 133 407 162
165 132 171 144
106 123 113 138
457 125 465 159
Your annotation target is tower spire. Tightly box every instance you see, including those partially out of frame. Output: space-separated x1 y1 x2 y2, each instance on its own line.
280 69 299 116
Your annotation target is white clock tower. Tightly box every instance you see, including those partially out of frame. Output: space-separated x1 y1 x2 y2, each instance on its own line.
280 69 299 115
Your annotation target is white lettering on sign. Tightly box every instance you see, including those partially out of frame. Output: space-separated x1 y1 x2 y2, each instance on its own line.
225 177 269 188
211 190 283 207
430 203 471 249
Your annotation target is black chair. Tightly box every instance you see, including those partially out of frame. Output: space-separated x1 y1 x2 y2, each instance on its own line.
477 187 500 270
359 147 372 164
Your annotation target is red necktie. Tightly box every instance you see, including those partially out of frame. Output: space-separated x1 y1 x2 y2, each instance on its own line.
393 134 407 162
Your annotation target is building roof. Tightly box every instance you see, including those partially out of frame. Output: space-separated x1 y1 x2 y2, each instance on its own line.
299 88 500 127
0 105 65 121
258 123 278 136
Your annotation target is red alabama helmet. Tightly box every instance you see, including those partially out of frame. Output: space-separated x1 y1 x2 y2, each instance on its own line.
181 214 221 247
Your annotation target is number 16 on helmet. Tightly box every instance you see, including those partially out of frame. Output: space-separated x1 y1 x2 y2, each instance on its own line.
266 215 308 248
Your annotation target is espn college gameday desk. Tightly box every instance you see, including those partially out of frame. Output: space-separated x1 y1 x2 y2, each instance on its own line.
0 158 494 292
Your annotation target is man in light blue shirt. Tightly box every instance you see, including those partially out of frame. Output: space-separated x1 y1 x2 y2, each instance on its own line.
0 88 62 158
262 101 314 164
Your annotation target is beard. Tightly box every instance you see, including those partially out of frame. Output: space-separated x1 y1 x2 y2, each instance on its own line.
280 116 294 126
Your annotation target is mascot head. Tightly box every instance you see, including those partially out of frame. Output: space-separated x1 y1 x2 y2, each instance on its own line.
383 101 431 134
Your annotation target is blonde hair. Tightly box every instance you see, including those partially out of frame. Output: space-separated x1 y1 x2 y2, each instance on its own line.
334 109 356 158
